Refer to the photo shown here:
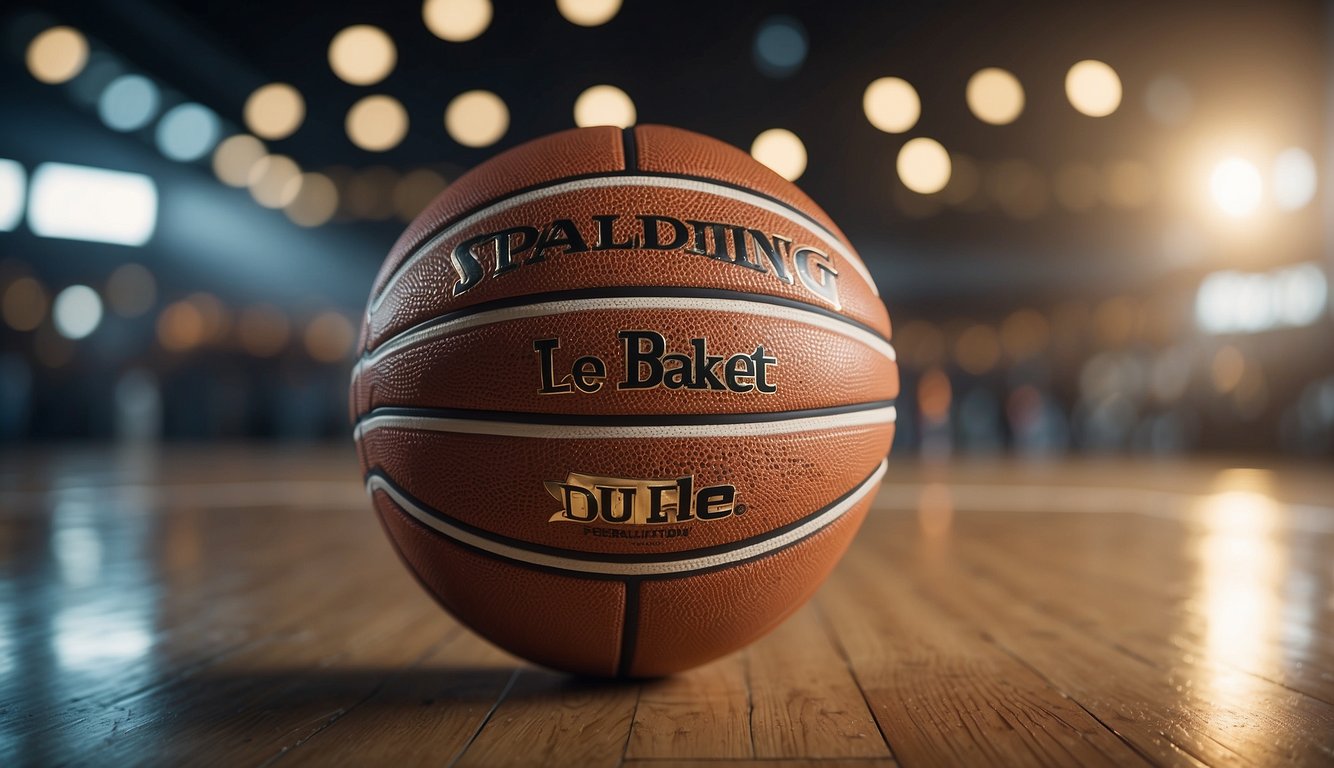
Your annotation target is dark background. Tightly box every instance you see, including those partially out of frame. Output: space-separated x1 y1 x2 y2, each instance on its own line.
1 0 1330 457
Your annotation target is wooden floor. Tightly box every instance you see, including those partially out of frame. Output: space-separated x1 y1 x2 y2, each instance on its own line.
1 447 1332 767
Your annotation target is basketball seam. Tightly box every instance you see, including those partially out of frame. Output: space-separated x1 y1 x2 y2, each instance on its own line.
367 172 874 317
353 404 897 440
354 399 896 428
362 459 886 577
354 289 896 382
616 578 641 678
373 473 875 584
621 128 638 173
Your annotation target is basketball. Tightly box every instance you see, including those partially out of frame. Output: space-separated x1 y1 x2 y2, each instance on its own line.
351 124 898 677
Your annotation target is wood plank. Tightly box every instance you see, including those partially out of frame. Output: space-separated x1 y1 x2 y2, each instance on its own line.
452 668 639 768
890 532 1334 766
278 628 521 766
624 760 898 768
823 549 1152 768
747 603 891 759
624 650 752 760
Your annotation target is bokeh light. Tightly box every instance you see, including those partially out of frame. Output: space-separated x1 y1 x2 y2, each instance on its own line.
1065 60 1122 117
329 25 396 85
98 75 160 132
247 154 302 208
155 103 221 162
966 68 1024 125
106 263 156 317
0 159 24 232
750 129 807 182
237 304 290 357
284 172 339 227
2 277 47 332
346 95 409 152
753 16 807 78
157 300 205 352
445 90 509 147
897 137 951 194
212 135 267 187
557 0 622 26
1210 157 1262 218
863 77 919 134
955 324 1001 374
573 85 636 128
424 0 493 41
26 26 88 84
52 285 103 340
244 83 305 140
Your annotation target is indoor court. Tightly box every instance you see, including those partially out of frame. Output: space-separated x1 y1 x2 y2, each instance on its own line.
3 0 1334 766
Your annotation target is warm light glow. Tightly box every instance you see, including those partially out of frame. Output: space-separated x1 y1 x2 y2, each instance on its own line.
247 154 302 208
1210 157 1262 218
1196 265 1328 334
1273 148 1316 211
26 26 88 84
155 103 221 162
52 285 103 340
304 312 355 362
897 137 951 194
1102 160 1153 208
284 172 339 227
212 135 267 187
346 95 409 152
244 83 305 140
863 77 919 134
106 263 156 317
98 74 160 132
445 90 509 147
750 129 807 182
954 324 1001 374
329 25 397 85
966 68 1023 125
1065 59 1122 117
0 159 24 231
573 85 636 128
157 300 205 352
557 0 622 26
28 163 157 246
424 0 493 41
3 277 48 332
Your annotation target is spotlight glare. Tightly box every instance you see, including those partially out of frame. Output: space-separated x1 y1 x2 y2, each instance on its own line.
26 26 88 84
750 129 807 182
329 25 397 85
863 77 920 134
897 137 952 194
573 85 636 128
28 163 157 246
1065 59 1122 117
445 90 509 147
1210 157 1262 218
424 0 493 41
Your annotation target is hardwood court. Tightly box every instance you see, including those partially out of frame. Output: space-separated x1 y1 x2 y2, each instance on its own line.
1 447 1331 766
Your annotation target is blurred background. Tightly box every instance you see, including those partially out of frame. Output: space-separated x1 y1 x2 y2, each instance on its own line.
1 0 1330 457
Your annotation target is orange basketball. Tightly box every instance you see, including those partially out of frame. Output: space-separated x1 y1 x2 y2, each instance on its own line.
351 125 897 677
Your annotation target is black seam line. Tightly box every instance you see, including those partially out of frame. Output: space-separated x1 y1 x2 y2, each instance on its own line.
365 458 884 570
356 399 896 429
369 169 848 304
621 127 638 172
360 285 892 361
616 579 641 678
